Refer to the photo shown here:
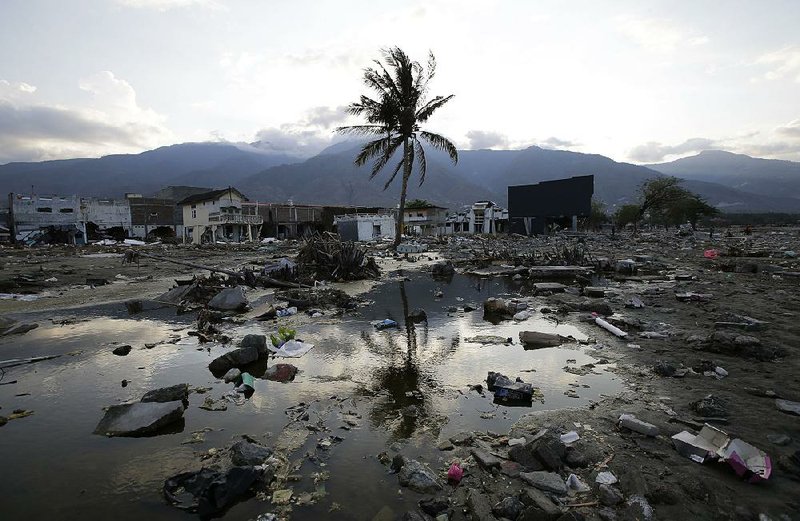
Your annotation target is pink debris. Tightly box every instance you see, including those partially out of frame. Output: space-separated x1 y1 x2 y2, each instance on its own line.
703 249 719 259
447 462 463 483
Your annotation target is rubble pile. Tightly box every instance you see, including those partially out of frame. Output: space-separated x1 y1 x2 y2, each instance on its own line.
297 233 380 282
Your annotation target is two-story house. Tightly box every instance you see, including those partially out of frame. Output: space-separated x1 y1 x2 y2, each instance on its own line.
403 202 448 236
178 188 263 244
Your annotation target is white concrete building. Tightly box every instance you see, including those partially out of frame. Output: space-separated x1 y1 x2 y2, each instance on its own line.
335 214 396 242
445 200 508 235
178 188 263 244
82 198 132 237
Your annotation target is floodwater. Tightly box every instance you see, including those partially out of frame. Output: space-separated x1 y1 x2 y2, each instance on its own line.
0 272 623 520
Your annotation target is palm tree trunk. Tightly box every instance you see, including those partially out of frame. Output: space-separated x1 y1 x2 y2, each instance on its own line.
393 137 412 250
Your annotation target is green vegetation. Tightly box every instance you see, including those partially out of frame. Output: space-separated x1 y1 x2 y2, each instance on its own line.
405 199 431 209
614 204 641 228
337 47 458 249
615 177 719 230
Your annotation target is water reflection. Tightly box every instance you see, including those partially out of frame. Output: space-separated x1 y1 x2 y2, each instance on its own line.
360 279 459 440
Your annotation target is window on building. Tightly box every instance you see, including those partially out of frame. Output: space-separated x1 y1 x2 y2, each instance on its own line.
191 209 197 219
36 207 52 213
59 208 74 213
417 213 423 217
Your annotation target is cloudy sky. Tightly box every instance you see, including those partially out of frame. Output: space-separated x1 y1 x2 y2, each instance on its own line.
1 0 799 165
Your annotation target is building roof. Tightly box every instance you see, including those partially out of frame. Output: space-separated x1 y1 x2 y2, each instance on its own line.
177 187 247 206
405 204 448 210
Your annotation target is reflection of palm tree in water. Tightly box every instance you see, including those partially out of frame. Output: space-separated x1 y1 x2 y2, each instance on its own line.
360 278 456 440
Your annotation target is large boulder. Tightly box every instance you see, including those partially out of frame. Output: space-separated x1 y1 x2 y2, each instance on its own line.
240 334 268 356
208 346 259 375
163 466 264 516
94 401 185 437
208 286 248 312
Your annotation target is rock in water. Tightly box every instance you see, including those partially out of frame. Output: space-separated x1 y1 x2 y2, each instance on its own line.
112 344 132 356
408 308 428 322
0 316 38 336
141 383 189 406
240 334 268 355
163 466 262 516
264 363 298 383
208 286 248 312
230 439 273 466
94 401 185 437
398 459 443 493
208 346 259 375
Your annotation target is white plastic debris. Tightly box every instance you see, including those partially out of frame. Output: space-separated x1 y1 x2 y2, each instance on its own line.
595 317 628 338
508 437 526 447
268 339 314 358
560 431 580 444
618 414 659 437
595 471 618 485
715 366 728 378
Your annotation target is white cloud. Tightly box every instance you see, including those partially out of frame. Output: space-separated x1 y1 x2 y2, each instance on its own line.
465 130 509 149
540 136 580 149
0 72 172 163
629 137 716 162
116 0 221 11
0 80 38 100
777 119 800 139
247 105 350 157
616 16 708 53
755 46 800 82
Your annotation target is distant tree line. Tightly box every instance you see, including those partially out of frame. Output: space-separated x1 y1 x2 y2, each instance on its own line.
587 177 721 231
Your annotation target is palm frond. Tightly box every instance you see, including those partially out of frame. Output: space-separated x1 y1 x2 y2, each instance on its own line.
420 130 458 164
336 124 387 136
355 136 393 167
415 95 454 122
413 137 428 186
383 151 406 190
368 135 404 178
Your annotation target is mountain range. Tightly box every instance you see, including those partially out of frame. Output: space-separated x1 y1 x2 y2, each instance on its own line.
1 141 799 213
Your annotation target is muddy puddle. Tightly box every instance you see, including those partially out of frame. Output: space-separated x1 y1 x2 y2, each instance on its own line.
0 272 623 520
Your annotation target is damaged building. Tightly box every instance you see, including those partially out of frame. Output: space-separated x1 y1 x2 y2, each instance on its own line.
127 194 184 240
179 187 263 244
508 175 594 235
445 200 509 234
8 193 87 245
403 202 448 236
82 198 132 240
334 213 396 241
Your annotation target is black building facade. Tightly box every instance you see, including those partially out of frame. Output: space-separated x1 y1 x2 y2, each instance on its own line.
508 175 594 235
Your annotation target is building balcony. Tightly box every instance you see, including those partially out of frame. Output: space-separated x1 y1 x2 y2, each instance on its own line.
209 212 263 225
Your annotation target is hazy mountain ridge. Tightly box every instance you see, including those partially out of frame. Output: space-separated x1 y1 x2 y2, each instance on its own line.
2 142 799 212
0 142 299 199
648 150 800 201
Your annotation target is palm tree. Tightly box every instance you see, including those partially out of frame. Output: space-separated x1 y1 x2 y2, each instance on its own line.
337 47 458 249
